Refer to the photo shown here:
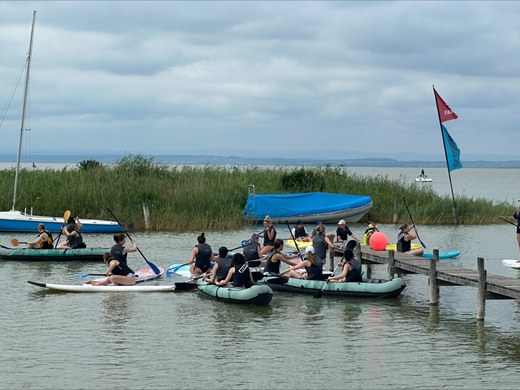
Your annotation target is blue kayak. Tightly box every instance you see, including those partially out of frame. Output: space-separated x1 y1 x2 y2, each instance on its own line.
422 250 461 260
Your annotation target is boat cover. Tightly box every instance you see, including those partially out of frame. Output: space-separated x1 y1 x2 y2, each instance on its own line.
243 192 372 220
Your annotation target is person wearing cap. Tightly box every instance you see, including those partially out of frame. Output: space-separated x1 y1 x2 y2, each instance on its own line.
363 222 379 245
292 220 311 242
312 224 342 266
280 245 324 280
263 239 299 275
397 223 424 256
328 241 362 283
204 246 231 284
336 219 360 244
259 215 277 255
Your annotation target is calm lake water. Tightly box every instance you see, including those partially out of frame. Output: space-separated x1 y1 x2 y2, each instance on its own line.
1 166 519 389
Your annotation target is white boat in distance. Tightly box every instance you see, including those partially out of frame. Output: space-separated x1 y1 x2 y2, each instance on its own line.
0 13 120 234
415 176 433 182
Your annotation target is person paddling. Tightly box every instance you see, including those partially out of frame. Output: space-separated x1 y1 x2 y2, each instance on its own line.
328 240 362 283
397 223 424 256
111 233 138 267
27 223 53 249
502 200 520 261
263 239 299 275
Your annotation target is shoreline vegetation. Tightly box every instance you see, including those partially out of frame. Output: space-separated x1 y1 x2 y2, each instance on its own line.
0 155 512 232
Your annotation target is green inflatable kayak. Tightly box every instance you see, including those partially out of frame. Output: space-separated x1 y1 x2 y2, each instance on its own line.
263 276 406 298
196 279 273 306
0 247 109 261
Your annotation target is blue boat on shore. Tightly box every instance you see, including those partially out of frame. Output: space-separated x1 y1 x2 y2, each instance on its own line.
243 186 373 224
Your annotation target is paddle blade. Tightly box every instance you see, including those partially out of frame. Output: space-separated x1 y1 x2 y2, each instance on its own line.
63 210 71 224
11 238 20 246
174 281 198 291
166 262 189 276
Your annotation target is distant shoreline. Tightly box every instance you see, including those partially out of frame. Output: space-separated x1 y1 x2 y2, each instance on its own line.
0 153 519 169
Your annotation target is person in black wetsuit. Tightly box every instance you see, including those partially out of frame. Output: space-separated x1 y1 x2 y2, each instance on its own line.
216 253 254 288
281 245 324 280
397 223 424 256
204 246 232 284
502 201 520 260
56 223 85 249
91 252 136 286
259 215 277 255
110 233 138 266
328 241 362 283
263 239 300 275
188 232 216 275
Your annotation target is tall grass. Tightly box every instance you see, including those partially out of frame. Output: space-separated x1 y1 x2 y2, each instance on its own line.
0 155 513 231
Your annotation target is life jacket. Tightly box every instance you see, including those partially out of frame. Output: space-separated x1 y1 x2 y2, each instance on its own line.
41 230 53 249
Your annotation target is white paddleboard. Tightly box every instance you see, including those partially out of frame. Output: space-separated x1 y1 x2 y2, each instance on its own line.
28 267 174 292
502 259 520 269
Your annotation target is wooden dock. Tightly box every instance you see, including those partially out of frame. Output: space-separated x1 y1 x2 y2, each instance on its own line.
328 246 520 320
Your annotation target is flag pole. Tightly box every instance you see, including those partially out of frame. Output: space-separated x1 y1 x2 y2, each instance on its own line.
433 85 458 224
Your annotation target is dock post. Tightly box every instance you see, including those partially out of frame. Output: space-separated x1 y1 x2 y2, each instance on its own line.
387 250 395 280
143 203 150 230
477 257 486 321
429 249 439 305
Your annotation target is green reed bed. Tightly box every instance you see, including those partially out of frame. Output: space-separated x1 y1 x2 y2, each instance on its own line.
0 155 512 231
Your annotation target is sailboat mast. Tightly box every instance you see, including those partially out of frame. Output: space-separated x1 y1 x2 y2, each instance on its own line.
12 11 36 212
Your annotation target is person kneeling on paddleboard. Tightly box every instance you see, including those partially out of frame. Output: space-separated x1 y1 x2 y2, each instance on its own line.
91 253 136 286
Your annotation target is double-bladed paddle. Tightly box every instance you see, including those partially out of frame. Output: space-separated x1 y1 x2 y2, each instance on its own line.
499 216 518 227
107 208 161 275
402 198 427 249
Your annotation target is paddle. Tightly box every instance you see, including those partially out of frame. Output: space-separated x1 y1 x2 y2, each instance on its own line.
314 259 343 299
11 238 27 246
166 262 190 276
107 208 161 275
71 273 108 280
499 216 518 227
285 221 304 261
54 210 71 248
402 197 427 249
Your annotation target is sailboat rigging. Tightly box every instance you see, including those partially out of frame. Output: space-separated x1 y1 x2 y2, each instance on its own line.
0 11 120 233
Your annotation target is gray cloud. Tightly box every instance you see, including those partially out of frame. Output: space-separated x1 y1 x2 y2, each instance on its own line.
1 1 519 161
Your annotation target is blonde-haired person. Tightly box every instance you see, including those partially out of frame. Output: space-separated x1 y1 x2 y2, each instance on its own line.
259 215 277 255
397 223 424 256
280 245 324 280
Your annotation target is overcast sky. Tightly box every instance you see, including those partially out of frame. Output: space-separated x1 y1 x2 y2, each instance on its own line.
1 1 519 161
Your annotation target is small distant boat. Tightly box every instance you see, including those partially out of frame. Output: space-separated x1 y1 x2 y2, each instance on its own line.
243 186 373 224
415 176 433 182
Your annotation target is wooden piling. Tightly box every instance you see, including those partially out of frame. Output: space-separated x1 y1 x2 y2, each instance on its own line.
387 250 395 280
142 203 150 230
429 249 439 305
477 257 486 321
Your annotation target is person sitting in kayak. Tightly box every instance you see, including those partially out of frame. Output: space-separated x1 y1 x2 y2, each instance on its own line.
189 232 216 276
216 253 254 288
397 223 424 256
292 220 311 242
263 239 300 275
27 223 53 249
204 246 232 284
259 215 277 255
111 233 138 267
328 241 362 283
56 223 86 249
280 245 324 280
243 234 261 261
91 253 136 286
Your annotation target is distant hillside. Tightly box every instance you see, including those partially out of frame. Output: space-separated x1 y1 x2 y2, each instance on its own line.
1 153 519 168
